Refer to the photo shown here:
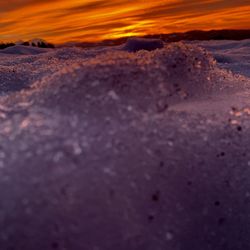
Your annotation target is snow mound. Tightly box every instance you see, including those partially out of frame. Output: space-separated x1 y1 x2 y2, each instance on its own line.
0 45 49 55
123 37 164 52
0 46 103 95
0 40 250 250
195 39 250 77
7 42 246 113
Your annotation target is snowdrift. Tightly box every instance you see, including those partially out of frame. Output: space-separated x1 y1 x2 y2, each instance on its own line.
0 45 49 55
0 41 248 112
194 39 250 77
9 42 245 113
123 37 164 52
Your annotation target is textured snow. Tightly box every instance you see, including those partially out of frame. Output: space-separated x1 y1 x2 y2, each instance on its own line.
1 42 247 102
0 40 250 250
192 39 250 77
0 45 50 55
123 37 164 52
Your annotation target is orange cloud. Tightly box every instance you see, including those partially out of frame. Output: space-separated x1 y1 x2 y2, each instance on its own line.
0 0 250 43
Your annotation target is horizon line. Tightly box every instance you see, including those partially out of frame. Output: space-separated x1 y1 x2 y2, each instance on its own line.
1 28 250 45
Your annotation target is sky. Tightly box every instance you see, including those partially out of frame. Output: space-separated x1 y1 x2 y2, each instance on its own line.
0 0 250 43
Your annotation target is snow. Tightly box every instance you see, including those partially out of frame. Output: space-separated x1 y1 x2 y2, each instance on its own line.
123 37 164 52
0 45 50 55
191 39 250 77
0 40 250 249
1 42 247 102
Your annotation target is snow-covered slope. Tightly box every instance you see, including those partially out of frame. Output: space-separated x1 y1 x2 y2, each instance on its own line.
0 45 50 55
192 39 250 77
0 42 248 99
0 40 250 250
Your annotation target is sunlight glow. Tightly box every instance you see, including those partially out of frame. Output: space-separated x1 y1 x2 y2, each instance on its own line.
0 0 249 43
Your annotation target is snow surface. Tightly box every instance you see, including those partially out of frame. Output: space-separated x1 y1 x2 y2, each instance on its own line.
191 39 250 77
123 37 164 52
0 40 250 250
0 45 50 55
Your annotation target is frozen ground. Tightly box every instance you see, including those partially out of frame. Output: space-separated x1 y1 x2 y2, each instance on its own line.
0 40 250 250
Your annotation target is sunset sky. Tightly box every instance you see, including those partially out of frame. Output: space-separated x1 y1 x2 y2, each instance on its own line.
0 0 250 43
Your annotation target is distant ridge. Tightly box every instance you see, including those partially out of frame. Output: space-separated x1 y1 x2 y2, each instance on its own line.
145 29 250 42
1 29 250 50
66 29 250 48
0 45 49 55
